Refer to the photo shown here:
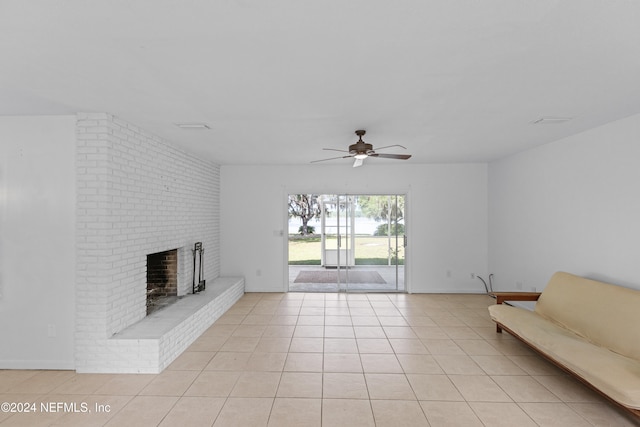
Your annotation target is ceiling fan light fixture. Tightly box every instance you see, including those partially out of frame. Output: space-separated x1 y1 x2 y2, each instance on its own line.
311 130 412 166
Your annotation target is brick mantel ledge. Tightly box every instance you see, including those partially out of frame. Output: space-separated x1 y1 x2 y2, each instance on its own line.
78 277 244 374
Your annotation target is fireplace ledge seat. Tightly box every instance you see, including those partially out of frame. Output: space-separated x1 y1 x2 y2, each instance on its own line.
105 276 244 373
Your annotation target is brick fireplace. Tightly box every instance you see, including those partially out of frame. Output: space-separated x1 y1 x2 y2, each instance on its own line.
75 113 228 373
146 249 178 315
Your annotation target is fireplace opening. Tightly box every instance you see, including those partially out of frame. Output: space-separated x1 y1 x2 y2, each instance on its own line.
146 249 178 315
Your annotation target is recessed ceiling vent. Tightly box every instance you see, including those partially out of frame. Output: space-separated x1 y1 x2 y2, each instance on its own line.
531 117 572 125
175 123 210 130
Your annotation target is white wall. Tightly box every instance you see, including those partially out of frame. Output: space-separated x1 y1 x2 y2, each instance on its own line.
489 112 640 291
0 116 76 369
221 163 488 293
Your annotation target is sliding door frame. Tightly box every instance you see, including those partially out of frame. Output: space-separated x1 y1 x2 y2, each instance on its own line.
285 189 412 293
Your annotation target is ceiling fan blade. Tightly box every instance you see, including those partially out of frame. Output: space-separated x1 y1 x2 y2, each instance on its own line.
322 148 349 153
369 153 412 160
310 155 352 164
373 144 407 151
353 158 364 168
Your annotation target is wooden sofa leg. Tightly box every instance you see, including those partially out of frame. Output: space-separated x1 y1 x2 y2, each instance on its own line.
496 324 502 333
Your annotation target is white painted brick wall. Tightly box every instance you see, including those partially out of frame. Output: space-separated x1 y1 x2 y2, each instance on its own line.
75 113 223 373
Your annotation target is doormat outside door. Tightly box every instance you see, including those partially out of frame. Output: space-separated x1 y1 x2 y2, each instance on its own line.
294 270 387 284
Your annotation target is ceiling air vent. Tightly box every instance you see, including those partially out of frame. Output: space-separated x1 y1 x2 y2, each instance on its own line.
531 117 572 125
175 123 210 130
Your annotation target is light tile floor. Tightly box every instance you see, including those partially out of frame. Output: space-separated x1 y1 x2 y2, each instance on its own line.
1 293 638 426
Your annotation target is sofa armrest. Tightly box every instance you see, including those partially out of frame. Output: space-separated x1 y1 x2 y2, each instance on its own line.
489 292 542 333
489 292 542 305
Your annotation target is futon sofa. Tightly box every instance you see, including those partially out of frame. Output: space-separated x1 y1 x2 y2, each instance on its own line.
488 271 640 418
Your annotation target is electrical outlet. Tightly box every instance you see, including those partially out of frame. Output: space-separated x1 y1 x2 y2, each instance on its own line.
256 269 262 277
446 270 452 278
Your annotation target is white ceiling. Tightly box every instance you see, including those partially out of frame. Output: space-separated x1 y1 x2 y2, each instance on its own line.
2 1 640 165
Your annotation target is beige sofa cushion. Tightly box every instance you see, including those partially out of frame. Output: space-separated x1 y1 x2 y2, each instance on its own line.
489 304 640 410
534 272 640 360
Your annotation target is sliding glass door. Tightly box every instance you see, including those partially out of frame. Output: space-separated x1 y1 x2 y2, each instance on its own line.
288 193 406 292
321 195 355 291
349 195 405 292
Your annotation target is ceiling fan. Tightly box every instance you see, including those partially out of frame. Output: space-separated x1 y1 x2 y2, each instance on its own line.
311 130 412 168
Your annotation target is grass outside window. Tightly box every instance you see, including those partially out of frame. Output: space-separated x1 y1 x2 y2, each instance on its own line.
288 235 404 265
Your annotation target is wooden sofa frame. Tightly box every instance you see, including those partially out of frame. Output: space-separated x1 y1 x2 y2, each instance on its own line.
489 292 640 421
